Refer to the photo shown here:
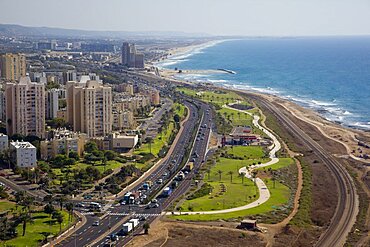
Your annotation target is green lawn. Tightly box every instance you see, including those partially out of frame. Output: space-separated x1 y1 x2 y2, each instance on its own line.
217 107 253 126
256 158 295 171
177 87 242 107
178 157 266 212
6 211 74 247
51 160 125 182
0 200 16 213
226 146 267 160
171 179 290 221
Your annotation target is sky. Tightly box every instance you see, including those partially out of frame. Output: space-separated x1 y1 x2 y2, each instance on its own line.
1 0 370 36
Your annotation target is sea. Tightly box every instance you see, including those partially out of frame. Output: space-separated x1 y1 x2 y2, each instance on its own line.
157 37 370 131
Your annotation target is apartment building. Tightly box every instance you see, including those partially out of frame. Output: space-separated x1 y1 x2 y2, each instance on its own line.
5 77 45 138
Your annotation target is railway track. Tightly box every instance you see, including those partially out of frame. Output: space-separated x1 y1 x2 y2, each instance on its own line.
251 95 358 247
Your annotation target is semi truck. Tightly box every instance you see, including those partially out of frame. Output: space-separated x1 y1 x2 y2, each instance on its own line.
129 218 139 228
121 223 132 234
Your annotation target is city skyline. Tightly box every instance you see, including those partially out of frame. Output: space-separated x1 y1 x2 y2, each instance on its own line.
0 0 370 36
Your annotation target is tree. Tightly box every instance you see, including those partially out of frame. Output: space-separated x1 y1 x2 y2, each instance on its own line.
85 141 98 153
19 212 33 236
251 171 258 193
104 150 116 161
65 203 74 224
239 172 245 184
145 137 153 155
68 151 79 161
57 196 66 210
228 171 234 183
173 114 181 123
52 211 63 232
217 170 223 181
143 223 150 235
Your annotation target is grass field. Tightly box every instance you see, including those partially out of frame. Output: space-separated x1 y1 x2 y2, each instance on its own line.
179 157 261 212
171 179 290 221
177 87 242 107
256 158 295 171
52 160 125 180
0 200 16 212
6 211 74 247
226 146 267 160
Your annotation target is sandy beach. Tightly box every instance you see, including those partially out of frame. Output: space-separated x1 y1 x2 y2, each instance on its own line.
154 40 370 165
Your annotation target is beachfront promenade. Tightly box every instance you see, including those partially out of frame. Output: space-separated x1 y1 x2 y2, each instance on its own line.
167 102 281 215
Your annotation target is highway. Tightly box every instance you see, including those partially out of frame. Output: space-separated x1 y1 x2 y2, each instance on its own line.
57 96 213 247
249 95 358 247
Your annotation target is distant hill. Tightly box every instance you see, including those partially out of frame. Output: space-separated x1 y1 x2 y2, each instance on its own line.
0 23 210 39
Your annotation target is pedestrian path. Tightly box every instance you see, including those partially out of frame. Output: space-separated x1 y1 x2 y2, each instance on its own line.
166 102 281 215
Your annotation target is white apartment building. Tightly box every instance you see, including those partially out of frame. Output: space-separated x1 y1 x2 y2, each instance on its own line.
10 141 37 168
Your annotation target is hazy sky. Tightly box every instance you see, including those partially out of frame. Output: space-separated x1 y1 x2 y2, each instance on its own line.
1 0 370 36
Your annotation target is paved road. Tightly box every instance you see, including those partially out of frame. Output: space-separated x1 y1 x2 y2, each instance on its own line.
57 97 213 247
169 102 282 215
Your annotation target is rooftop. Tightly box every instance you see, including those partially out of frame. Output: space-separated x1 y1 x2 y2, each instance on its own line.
10 141 36 149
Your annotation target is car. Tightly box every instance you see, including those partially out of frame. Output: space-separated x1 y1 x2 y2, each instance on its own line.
120 200 126 205
139 216 147 221
110 234 119 241
141 195 147 200
163 172 168 177
153 203 160 208
92 221 99 226
151 199 158 203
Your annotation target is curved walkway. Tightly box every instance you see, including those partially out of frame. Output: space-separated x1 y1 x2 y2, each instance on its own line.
167 102 281 215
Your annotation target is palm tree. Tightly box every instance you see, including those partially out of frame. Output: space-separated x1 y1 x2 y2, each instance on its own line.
217 170 223 181
239 172 245 184
228 171 234 183
19 212 33 236
271 171 276 189
52 211 64 232
251 171 258 193
65 203 74 225
143 223 150 235
145 137 153 155
237 112 241 120
207 168 211 180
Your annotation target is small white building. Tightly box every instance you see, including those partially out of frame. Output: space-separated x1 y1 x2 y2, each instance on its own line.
0 133 8 152
10 141 37 168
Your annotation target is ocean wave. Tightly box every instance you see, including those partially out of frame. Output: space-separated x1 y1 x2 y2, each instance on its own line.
156 40 228 68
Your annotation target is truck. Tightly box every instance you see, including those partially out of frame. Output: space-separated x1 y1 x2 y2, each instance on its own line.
129 218 139 228
162 187 172 197
121 222 133 234
185 162 194 172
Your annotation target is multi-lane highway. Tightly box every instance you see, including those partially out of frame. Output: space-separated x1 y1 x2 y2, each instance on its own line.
57 96 214 247
250 94 358 247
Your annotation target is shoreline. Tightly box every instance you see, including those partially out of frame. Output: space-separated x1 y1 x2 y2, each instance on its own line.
148 42 370 163
153 39 370 133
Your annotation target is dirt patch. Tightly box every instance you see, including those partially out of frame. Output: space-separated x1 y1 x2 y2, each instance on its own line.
129 220 266 247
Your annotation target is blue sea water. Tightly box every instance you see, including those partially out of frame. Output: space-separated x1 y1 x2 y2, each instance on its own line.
158 37 370 130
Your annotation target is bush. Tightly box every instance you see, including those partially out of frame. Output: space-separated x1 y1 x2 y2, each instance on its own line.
187 183 213 200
